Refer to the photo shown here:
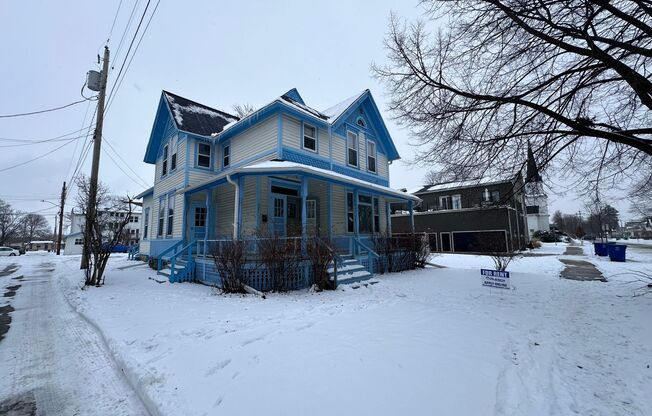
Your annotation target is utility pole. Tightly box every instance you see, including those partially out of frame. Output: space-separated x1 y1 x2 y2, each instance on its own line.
81 46 109 269
56 181 66 255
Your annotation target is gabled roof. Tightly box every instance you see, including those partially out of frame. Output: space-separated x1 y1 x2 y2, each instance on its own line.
408 174 520 195
322 90 367 121
163 91 239 137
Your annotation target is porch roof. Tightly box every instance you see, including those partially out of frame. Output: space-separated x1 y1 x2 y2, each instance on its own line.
182 161 421 202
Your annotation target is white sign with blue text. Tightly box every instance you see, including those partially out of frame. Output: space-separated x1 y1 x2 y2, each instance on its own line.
481 269 511 290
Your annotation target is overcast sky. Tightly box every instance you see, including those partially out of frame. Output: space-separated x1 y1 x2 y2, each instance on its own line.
0 0 635 229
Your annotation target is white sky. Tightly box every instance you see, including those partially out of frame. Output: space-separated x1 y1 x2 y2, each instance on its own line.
0 1 635 229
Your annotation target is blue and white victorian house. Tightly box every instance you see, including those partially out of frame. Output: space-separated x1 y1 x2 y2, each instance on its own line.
135 88 419 287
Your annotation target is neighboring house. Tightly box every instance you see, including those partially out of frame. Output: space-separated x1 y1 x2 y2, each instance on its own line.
391 174 529 253
63 208 142 255
625 217 652 239
136 88 419 285
27 240 54 251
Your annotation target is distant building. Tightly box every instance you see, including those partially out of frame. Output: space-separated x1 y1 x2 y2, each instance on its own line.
63 208 142 255
27 240 54 251
524 146 550 236
391 174 529 253
625 217 652 239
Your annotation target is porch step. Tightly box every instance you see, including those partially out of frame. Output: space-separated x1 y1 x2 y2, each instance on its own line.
329 257 373 286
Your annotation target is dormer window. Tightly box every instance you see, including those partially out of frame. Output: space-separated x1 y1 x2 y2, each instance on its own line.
367 140 377 173
347 131 358 167
303 124 317 152
162 144 168 176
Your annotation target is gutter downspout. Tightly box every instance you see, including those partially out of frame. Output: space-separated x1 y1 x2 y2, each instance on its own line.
226 174 239 239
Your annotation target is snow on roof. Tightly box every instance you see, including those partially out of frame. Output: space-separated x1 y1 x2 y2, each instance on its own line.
164 92 238 137
413 175 517 194
321 90 367 120
30 240 54 244
280 95 328 120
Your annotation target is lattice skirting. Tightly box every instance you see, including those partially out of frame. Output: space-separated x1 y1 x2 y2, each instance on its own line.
194 261 315 291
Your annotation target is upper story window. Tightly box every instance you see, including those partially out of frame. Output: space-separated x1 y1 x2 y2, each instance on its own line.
162 144 169 176
198 142 211 168
303 124 317 152
439 195 451 210
483 188 500 203
170 137 177 171
223 144 230 168
452 194 462 210
367 140 377 173
347 131 358 167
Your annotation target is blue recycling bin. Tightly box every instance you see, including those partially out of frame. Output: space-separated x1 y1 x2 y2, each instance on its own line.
608 244 627 262
593 242 609 256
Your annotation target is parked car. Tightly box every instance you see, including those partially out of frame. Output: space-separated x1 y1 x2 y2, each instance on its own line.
0 247 20 256
9 246 25 255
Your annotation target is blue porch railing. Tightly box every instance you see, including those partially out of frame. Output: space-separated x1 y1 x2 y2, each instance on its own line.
168 240 196 283
127 244 140 260
353 236 379 277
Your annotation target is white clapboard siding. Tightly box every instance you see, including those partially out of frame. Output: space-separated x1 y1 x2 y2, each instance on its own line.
307 178 328 233
215 183 235 236
377 152 389 179
241 177 258 236
231 116 277 166
282 115 301 148
332 133 346 166
331 184 347 235
359 132 367 171
318 127 329 155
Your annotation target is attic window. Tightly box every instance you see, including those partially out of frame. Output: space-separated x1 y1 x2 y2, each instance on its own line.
356 117 366 128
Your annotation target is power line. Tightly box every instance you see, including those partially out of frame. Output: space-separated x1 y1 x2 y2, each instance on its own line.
0 134 90 148
103 137 150 188
0 139 78 174
105 0 152 109
0 99 87 118
106 0 160 115
106 0 124 43
113 0 141 64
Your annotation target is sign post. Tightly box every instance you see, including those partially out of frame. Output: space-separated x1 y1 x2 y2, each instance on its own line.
481 269 511 290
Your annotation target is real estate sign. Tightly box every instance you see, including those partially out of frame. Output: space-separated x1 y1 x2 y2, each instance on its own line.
481 269 510 290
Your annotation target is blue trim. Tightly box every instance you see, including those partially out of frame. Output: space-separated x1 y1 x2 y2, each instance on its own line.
283 88 305 105
283 148 330 170
149 238 183 258
255 176 261 230
181 194 188 243
345 129 359 168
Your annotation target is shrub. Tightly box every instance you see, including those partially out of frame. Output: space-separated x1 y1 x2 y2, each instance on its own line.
211 240 247 294
148 257 160 270
529 239 542 249
533 230 562 242
256 229 304 292
306 237 335 291
472 235 520 271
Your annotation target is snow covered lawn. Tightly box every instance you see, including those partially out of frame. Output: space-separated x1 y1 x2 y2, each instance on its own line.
54 248 652 416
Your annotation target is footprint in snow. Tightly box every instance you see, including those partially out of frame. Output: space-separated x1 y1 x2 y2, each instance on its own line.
205 359 232 376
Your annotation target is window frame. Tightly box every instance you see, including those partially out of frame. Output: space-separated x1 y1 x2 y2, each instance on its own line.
161 144 169 177
302 123 317 153
347 131 358 167
166 194 175 237
306 199 317 224
143 208 149 240
439 195 452 210
197 141 212 169
452 194 462 210
222 142 231 168
170 136 177 172
157 197 165 237
367 140 377 173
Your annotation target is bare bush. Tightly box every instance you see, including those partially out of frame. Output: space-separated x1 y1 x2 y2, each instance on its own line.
256 228 304 292
306 237 335 291
211 240 247 294
472 236 520 271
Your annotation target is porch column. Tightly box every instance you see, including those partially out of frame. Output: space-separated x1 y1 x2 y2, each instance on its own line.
255 176 261 231
204 191 210 256
386 201 392 236
327 182 333 239
237 176 244 239
301 177 308 240
408 200 415 233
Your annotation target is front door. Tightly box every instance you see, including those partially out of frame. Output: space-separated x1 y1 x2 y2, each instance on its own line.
190 203 207 242
271 195 286 237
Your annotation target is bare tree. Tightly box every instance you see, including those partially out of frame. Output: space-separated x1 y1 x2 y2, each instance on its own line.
472 235 520 271
0 199 21 246
232 103 256 119
211 240 248 294
75 175 134 286
19 213 50 244
374 1 652 198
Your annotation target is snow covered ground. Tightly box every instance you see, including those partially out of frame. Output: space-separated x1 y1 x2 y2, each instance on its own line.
8 245 652 416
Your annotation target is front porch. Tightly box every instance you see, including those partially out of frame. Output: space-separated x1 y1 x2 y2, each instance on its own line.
158 161 420 289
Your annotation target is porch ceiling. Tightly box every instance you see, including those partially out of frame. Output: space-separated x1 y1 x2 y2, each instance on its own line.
181 161 420 202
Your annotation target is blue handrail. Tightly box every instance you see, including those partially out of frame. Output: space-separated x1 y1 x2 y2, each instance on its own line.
354 237 379 277
168 240 196 283
157 240 184 274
